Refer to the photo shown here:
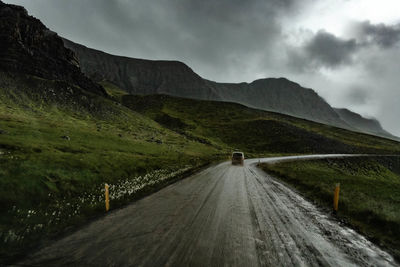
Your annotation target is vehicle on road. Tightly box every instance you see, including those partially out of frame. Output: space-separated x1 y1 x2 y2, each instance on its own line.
231 151 244 165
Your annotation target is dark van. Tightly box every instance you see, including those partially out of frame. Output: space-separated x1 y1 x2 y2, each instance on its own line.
231 152 244 165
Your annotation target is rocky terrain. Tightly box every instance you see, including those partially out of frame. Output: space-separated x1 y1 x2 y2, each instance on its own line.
0 1 105 96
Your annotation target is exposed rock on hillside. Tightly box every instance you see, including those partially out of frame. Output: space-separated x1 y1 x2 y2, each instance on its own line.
0 1 105 96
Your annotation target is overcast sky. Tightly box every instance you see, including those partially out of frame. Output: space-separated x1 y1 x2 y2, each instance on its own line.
4 0 400 136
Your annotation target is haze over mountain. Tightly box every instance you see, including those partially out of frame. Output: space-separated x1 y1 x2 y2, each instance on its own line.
63 39 397 140
334 108 398 140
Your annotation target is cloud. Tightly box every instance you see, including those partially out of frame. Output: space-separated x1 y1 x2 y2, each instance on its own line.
287 31 359 72
346 86 370 105
305 31 358 66
287 21 400 73
351 21 400 48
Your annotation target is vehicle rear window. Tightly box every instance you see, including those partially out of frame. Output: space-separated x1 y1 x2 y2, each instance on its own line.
233 153 243 157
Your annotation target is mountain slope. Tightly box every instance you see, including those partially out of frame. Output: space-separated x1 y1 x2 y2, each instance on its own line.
62 39 220 100
63 39 399 140
334 108 398 140
120 93 400 155
63 39 350 129
206 78 347 127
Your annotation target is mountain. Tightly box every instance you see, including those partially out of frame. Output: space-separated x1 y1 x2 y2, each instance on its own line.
64 39 399 140
206 78 348 127
334 108 398 140
0 1 105 96
62 39 220 100
63 39 350 129
0 0 395 139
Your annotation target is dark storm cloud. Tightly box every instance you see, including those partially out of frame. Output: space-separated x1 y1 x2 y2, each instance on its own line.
305 31 358 66
287 31 358 72
352 21 400 48
287 21 400 72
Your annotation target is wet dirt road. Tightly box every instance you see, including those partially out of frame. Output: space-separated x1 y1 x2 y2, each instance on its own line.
18 155 397 266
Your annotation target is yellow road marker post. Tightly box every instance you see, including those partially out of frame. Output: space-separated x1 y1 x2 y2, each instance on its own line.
333 183 340 212
105 183 110 212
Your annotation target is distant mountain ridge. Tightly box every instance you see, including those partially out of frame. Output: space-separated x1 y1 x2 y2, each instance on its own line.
63 39 397 140
334 108 397 140
205 78 346 127
62 39 221 100
63 39 347 128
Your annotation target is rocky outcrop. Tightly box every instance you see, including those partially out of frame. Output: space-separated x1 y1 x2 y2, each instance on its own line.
63 39 350 129
0 1 105 96
334 108 398 140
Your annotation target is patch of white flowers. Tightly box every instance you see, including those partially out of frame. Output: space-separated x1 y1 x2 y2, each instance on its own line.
107 167 192 200
2 165 193 245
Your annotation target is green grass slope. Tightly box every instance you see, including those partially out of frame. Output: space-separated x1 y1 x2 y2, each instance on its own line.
122 94 400 155
260 157 400 260
0 73 222 263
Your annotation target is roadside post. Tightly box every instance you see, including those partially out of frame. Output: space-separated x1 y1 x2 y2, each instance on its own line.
333 183 340 212
105 183 110 212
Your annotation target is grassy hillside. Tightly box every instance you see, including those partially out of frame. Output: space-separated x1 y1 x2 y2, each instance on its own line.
260 157 400 260
122 94 400 155
0 73 223 263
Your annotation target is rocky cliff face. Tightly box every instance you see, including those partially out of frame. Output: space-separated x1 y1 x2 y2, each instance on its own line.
63 39 351 129
0 1 105 96
334 108 398 140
